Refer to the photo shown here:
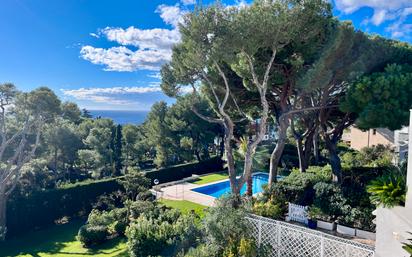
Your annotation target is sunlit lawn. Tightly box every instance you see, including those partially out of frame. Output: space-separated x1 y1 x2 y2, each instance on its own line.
0 220 128 257
159 199 207 217
192 172 228 185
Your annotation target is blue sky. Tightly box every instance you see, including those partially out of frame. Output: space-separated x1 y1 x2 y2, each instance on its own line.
0 0 411 111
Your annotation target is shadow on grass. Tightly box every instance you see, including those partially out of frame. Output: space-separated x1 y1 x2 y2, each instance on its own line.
0 219 128 257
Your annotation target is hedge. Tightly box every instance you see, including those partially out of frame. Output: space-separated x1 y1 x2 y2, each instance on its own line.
6 157 224 238
6 177 122 238
145 156 225 185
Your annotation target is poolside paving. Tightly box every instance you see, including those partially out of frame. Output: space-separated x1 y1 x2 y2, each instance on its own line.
157 181 219 206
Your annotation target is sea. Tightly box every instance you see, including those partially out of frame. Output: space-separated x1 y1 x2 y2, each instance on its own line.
89 110 149 125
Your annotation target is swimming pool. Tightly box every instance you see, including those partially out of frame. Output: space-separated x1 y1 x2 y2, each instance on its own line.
191 173 281 198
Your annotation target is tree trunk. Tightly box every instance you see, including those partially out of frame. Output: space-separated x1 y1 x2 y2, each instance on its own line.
302 130 315 171
313 128 320 165
195 150 201 162
324 137 342 182
0 188 7 240
246 175 252 196
219 137 225 157
296 138 305 172
268 119 288 186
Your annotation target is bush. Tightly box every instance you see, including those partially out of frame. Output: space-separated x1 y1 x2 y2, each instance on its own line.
128 200 158 220
182 244 220 257
77 225 108 248
367 171 406 208
263 168 329 207
252 202 283 220
86 208 128 237
202 196 270 257
126 216 174 257
144 156 224 185
7 177 122 238
313 182 348 220
126 208 200 257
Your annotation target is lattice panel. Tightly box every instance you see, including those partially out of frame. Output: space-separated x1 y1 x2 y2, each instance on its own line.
246 215 375 257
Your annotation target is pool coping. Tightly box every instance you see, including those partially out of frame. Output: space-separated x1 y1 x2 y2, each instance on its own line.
189 171 269 200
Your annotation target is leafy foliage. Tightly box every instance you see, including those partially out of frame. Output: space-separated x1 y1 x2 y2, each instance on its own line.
77 225 108 248
342 64 412 130
403 233 412 256
367 169 407 207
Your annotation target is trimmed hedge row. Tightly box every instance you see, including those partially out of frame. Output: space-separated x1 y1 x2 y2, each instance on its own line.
6 177 122 238
6 157 224 238
145 156 225 185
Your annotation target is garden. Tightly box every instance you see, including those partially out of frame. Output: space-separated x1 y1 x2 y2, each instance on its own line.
0 0 412 256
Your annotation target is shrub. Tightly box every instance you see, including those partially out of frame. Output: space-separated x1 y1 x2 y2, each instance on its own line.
252 202 283 220
367 171 406 207
183 244 220 257
77 225 108 248
126 207 201 257
264 168 329 207
86 208 128 237
202 196 270 256
126 215 175 257
118 170 150 201
313 182 348 219
108 220 127 236
128 200 158 220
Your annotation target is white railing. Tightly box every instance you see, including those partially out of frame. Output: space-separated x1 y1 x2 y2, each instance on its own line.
246 214 375 257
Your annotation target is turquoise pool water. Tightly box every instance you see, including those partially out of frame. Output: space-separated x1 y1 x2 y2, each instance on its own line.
191 173 281 198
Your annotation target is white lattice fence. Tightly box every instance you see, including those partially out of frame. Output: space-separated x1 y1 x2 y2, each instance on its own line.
246 214 375 257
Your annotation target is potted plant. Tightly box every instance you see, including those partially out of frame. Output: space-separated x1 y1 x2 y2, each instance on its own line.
336 216 356 236
309 206 336 231
307 207 319 229
353 208 376 240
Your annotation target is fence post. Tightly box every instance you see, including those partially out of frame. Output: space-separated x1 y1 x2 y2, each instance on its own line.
277 223 281 257
258 219 262 246
345 243 349 257
320 235 324 257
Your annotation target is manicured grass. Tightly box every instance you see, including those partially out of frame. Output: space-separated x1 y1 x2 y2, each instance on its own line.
0 220 128 257
192 172 228 185
160 199 207 217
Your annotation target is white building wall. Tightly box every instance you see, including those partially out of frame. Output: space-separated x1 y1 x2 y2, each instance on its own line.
375 110 412 257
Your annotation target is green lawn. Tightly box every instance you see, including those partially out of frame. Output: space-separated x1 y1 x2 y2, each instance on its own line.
192 172 228 185
160 199 207 217
0 220 128 257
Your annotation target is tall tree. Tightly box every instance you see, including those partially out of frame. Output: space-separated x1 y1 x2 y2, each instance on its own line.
0 85 60 239
162 0 332 195
300 24 412 181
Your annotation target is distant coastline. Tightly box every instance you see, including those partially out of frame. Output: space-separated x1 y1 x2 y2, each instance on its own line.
89 110 149 125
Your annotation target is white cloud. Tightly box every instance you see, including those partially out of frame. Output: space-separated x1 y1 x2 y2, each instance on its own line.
156 4 186 27
81 1 249 72
147 73 162 79
334 0 412 38
80 45 172 71
81 3 187 72
181 0 196 5
89 32 100 38
101 26 180 49
61 86 163 106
